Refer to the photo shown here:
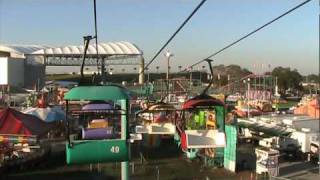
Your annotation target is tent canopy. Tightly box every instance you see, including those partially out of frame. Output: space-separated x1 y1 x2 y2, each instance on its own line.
0 44 50 58
31 41 143 58
23 106 66 123
0 108 56 137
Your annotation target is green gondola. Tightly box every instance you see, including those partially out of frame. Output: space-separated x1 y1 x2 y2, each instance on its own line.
64 85 130 164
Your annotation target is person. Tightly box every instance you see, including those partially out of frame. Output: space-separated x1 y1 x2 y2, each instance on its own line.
92 72 97 84
154 112 168 123
37 94 47 108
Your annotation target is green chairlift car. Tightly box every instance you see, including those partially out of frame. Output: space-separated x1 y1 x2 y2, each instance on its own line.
64 85 130 165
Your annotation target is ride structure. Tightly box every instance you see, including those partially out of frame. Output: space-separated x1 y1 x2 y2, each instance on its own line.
135 102 177 135
176 59 226 166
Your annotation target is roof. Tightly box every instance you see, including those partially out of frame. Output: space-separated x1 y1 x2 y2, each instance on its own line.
0 44 50 58
64 85 130 101
31 41 143 57
237 119 290 137
182 94 225 109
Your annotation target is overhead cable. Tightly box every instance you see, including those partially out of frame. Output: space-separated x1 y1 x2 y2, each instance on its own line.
182 0 311 72
144 0 207 70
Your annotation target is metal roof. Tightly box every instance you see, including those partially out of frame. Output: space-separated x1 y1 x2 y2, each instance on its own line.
31 41 143 57
0 44 50 58
237 120 291 137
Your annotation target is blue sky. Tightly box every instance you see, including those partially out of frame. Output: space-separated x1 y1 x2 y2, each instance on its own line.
0 0 318 75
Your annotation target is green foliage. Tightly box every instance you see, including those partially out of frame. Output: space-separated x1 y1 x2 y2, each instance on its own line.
212 64 252 86
305 74 320 83
272 66 303 92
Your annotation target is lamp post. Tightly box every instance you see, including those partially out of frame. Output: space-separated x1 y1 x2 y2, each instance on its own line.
189 67 193 90
164 51 173 92
243 78 251 119
227 74 230 93
201 65 205 85
165 51 173 82
217 73 221 88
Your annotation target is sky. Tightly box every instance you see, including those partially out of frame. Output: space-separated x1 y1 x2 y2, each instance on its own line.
0 0 318 75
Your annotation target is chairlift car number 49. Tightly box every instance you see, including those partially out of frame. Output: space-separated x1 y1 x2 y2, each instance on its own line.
110 146 120 153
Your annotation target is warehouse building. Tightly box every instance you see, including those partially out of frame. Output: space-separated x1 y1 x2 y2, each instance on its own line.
0 45 49 89
0 42 144 89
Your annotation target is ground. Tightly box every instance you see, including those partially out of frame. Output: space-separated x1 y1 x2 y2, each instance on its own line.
2 141 320 180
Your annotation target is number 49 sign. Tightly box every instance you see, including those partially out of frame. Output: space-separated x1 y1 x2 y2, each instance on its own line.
110 146 120 153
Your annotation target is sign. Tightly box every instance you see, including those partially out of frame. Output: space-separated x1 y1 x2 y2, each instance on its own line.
66 139 129 164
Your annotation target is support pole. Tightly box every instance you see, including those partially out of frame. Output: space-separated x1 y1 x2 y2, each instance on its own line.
101 57 106 84
139 56 145 84
247 81 250 119
120 99 129 180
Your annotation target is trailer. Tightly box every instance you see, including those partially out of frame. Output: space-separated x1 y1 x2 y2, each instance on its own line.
255 147 280 177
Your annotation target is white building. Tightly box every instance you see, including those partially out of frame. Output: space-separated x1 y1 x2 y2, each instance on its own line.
0 42 144 88
0 45 49 88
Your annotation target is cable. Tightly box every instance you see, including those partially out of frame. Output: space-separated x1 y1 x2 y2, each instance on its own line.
144 0 207 70
182 0 312 72
93 0 100 74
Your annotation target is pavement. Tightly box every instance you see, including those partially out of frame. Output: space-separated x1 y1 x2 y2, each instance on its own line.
272 161 320 180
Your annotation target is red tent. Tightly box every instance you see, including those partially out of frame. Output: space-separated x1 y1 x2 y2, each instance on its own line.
0 108 55 137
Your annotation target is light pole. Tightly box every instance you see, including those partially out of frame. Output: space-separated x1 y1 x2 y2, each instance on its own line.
201 65 205 85
217 73 221 88
189 67 193 90
244 78 251 119
165 51 173 82
165 51 173 92
227 74 230 93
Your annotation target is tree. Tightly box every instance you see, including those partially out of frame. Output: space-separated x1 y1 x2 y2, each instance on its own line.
272 67 303 94
305 74 319 83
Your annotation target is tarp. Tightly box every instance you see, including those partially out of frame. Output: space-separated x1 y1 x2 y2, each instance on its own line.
0 108 56 137
237 119 290 137
23 106 66 122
